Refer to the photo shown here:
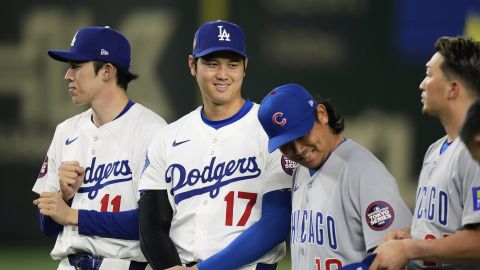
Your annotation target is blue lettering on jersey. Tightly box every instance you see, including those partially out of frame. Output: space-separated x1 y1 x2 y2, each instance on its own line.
166 156 261 204
472 187 480 211
415 185 448 225
291 209 338 250
77 157 133 200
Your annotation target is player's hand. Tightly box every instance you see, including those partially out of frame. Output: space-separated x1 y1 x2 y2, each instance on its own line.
58 161 85 201
33 191 79 225
369 239 409 270
381 228 411 243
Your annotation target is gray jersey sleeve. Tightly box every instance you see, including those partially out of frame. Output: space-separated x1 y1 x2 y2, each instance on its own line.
345 145 412 251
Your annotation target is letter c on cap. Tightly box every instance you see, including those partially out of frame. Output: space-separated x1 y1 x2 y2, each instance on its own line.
272 112 287 126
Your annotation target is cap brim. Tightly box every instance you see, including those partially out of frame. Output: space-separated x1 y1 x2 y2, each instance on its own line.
267 112 315 153
48 50 93 63
194 47 247 58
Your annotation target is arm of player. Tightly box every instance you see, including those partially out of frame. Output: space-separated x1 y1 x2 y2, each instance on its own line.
139 189 182 269
370 226 480 270
196 189 291 270
34 191 141 240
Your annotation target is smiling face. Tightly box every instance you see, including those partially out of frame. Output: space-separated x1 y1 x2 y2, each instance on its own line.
64 61 104 105
189 51 247 109
279 105 340 169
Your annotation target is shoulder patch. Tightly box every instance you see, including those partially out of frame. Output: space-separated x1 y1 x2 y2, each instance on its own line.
37 155 48 179
366 201 394 231
472 186 480 211
281 155 297 176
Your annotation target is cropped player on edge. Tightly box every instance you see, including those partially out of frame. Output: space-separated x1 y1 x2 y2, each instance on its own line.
32 26 166 270
138 20 293 270
370 36 480 270
257 83 412 270
461 100 480 164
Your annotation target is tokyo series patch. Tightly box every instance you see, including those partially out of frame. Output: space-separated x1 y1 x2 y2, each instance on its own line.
37 155 48 179
366 201 394 231
281 155 297 176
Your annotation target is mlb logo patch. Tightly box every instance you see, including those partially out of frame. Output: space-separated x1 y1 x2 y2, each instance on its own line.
472 187 480 211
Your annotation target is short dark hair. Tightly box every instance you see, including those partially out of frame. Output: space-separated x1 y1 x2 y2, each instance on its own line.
460 100 480 147
435 36 480 97
193 51 246 71
316 97 344 134
93 60 139 91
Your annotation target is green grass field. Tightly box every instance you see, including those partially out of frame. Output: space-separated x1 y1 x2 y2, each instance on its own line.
0 246 291 270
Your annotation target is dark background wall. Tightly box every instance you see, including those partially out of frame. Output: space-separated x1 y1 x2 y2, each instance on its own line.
1 0 478 250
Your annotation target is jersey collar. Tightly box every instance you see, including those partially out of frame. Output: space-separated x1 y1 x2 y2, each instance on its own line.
200 100 253 129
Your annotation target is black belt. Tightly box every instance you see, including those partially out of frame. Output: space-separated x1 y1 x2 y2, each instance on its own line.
185 262 277 269
68 253 148 270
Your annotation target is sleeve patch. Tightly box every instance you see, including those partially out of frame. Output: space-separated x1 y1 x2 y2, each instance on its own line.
37 155 48 179
280 155 297 176
365 201 394 231
472 187 480 211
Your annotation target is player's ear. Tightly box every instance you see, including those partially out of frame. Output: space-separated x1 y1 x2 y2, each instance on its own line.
447 80 460 100
101 63 116 81
188 55 197 77
316 104 329 125
474 134 480 146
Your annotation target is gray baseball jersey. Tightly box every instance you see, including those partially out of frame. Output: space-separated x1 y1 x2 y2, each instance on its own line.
409 136 480 270
32 103 166 263
139 103 293 269
290 139 412 270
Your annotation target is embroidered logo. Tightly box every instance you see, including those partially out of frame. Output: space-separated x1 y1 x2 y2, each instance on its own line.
366 201 394 231
65 137 78 145
281 155 296 176
71 31 78 46
101 49 109 56
473 187 480 211
37 155 48 179
166 156 261 204
272 112 287 126
172 139 191 147
77 157 133 200
217 25 231 41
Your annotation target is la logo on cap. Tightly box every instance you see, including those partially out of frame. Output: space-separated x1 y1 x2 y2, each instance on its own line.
71 31 78 46
217 25 230 41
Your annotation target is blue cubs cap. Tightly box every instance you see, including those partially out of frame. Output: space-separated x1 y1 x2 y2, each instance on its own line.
192 20 247 58
48 26 131 70
258 83 318 153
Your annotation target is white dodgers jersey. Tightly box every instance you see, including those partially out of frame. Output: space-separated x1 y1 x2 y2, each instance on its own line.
409 137 480 270
139 104 293 269
290 139 412 270
32 103 166 261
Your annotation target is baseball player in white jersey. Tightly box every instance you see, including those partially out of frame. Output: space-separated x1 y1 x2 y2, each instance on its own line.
370 36 480 270
138 20 293 270
32 26 166 270
257 83 413 270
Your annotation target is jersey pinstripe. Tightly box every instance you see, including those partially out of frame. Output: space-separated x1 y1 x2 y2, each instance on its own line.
139 104 292 269
409 137 480 270
32 103 166 262
290 139 412 270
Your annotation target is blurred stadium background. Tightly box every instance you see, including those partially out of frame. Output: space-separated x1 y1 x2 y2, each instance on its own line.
1 0 479 269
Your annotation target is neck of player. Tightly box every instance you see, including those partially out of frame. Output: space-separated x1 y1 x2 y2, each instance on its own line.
90 86 130 127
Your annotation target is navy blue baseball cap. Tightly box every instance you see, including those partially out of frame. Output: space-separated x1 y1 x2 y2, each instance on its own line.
48 26 131 70
192 20 247 58
258 83 318 153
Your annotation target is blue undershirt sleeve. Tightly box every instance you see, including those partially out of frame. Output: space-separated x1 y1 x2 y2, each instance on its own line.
78 208 139 240
38 209 63 238
197 189 291 270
